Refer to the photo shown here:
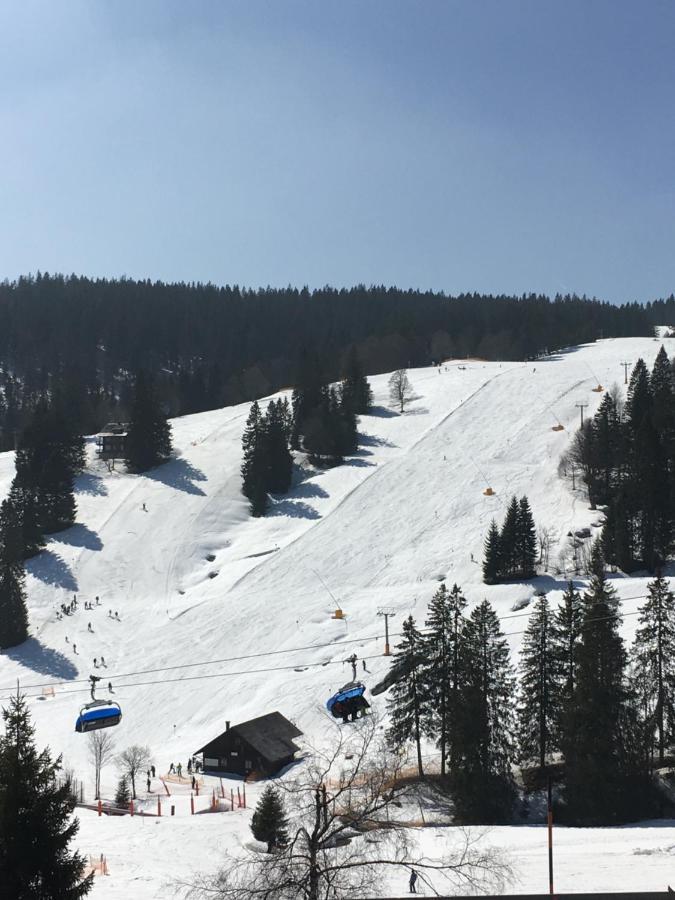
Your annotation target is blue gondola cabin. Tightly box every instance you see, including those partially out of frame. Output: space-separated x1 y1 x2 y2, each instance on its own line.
193 712 302 778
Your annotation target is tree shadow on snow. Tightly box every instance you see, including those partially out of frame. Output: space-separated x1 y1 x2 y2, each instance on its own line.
143 456 207 496
365 405 398 419
27 550 79 592
75 472 108 497
359 432 396 448
269 498 321 520
4 637 78 680
51 524 103 552
343 458 376 468
290 481 329 500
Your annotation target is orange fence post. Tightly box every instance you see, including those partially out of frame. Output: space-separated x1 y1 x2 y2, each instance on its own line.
237 786 241 807
157 796 162 817
230 788 234 810
243 782 246 809
97 799 102 817
161 778 171 796
196 780 199 796
129 799 134 817
220 778 225 799
190 792 195 815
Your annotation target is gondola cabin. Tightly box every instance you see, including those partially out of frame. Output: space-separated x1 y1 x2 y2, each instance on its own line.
194 712 302 777
75 701 122 733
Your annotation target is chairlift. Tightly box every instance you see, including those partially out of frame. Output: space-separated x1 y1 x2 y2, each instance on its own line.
75 675 122 733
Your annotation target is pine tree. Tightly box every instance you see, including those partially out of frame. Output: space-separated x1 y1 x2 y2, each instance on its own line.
0 497 28 650
516 496 537 578
114 775 130 808
453 600 516 823
250 784 289 852
499 496 520 579
386 615 426 778
263 400 293 494
560 543 645 823
650 345 674 436
421 583 467 777
482 519 501 585
625 358 651 432
124 371 173 473
551 581 582 718
290 351 325 450
631 573 675 764
517 592 558 768
5 482 44 559
340 346 373 415
0 692 93 897
241 401 268 516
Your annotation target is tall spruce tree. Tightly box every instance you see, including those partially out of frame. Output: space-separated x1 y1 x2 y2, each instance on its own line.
250 784 289 853
453 600 516 823
263 400 293 494
0 692 93 898
386 615 426 778
560 543 645 823
421 583 467 777
499 496 520 579
340 347 373 415
124 371 173 473
517 592 558 768
516 496 537 578
482 519 501 585
631 573 675 764
551 581 582 721
241 401 268 517
0 496 29 650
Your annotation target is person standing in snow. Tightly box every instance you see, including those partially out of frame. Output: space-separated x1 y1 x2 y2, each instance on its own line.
169 762 175 774
108 682 114 693
146 776 151 792
176 762 182 778
151 765 156 778
87 622 93 633
409 869 418 893
72 643 77 654
93 658 98 668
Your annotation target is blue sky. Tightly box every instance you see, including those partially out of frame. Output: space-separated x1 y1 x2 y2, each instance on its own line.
0 0 673 302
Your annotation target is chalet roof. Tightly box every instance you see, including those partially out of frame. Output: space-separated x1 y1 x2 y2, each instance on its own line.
195 712 303 762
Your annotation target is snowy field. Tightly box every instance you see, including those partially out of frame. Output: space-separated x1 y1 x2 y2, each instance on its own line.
1 335 675 896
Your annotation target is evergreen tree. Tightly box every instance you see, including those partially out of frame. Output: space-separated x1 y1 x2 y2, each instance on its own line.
250 784 289 853
516 496 537 578
453 600 516 822
290 352 325 451
241 401 268 517
5 482 44 559
0 497 29 650
590 393 620 504
517 592 558 767
551 581 582 718
340 346 373 415
560 544 646 823
482 519 501 585
650 345 674 436
263 400 293 494
386 615 426 778
498 496 520 579
124 371 173 473
114 775 130 808
625 358 651 432
421 583 467 777
0 692 93 898
631 573 675 764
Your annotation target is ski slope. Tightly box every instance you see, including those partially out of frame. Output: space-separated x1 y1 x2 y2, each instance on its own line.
1 335 675 896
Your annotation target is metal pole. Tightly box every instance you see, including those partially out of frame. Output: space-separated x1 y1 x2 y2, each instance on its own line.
384 614 391 656
575 402 588 428
547 777 554 895
621 361 631 385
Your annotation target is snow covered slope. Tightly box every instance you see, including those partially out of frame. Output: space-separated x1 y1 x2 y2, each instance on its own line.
1 335 675 896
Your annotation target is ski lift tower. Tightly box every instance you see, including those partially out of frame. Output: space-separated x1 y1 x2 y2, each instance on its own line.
377 607 396 656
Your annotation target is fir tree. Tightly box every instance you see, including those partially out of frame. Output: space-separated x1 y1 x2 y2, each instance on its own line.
625 358 651 433
250 784 289 852
386 615 426 778
482 519 501 585
241 401 268 517
517 592 558 768
516 496 537 578
650 345 674 436
560 543 645 823
0 497 29 650
551 581 582 717
263 400 293 494
340 346 373 415
499 496 520 579
114 775 130 808
422 583 467 777
124 371 173 473
453 600 516 823
0 692 93 898
631 573 675 764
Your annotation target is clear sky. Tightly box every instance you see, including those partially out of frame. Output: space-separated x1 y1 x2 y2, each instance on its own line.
0 0 673 302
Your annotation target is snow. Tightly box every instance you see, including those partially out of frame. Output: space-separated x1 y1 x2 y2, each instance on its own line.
1 334 675 895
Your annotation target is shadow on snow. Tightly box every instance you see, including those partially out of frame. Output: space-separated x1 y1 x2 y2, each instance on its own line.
27 549 79 592
3 637 78 680
143 456 207 496
51 524 103 552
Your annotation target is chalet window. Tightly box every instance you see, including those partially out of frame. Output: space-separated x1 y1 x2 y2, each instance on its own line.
230 751 238 757
204 758 218 768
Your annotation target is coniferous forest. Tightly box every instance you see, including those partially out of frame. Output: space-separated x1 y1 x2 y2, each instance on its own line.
386 558 673 826
0 274 654 449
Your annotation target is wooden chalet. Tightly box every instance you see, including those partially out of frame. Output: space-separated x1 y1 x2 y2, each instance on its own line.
194 712 302 777
95 422 129 460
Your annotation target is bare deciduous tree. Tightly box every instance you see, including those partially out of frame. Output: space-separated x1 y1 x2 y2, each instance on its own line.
116 744 152 800
88 730 116 800
184 716 511 900
389 369 412 413
537 525 559 571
